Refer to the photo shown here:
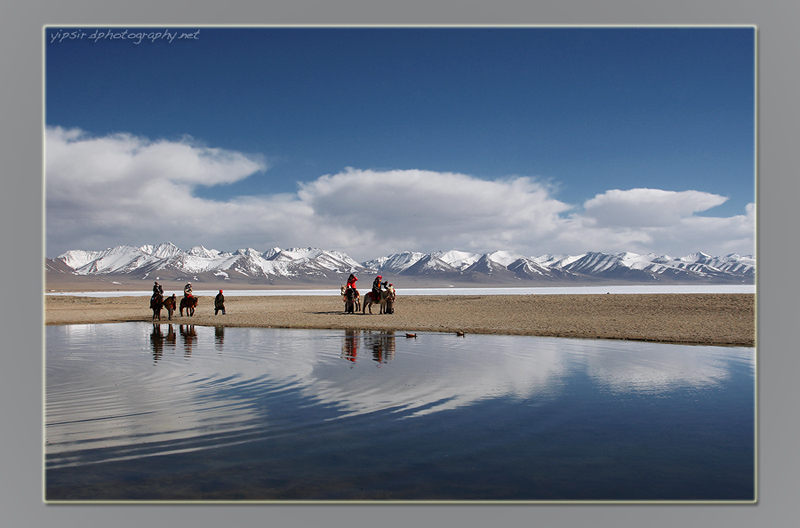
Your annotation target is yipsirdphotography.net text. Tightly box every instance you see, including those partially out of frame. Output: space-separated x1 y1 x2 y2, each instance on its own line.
48 28 200 45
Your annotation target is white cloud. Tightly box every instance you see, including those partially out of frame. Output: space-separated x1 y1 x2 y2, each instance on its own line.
45 128 756 260
581 188 729 228
558 189 755 257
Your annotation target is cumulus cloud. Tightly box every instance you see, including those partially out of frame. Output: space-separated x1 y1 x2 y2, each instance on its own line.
557 190 755 257
45 128 756 260
582 188 729 228
296 168 572 256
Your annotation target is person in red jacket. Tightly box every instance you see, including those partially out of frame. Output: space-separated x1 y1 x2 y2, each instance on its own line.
346 273 358 292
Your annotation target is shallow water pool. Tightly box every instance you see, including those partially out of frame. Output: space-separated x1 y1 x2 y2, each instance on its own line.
45 323 755 502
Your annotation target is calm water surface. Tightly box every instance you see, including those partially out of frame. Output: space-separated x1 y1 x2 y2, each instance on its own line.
45 323 755 502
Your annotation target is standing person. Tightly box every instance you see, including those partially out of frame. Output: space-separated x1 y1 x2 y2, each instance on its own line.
214 290 226 315
184 282 193 298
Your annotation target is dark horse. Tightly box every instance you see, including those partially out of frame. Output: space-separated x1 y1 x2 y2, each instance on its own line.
150 292 164 320
163 294 177 320
180 295 198 316
343 287 359 314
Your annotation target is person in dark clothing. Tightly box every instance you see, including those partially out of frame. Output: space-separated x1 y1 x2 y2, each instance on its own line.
214 290 226 315
152 281 163 302
372 275 384 300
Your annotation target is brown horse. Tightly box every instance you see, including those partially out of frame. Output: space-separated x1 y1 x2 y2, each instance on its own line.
150 292 164 320
362 285 395 314
163 294 177 320
180 295 198 316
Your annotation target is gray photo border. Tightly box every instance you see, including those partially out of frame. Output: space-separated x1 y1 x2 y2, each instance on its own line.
5 1 796 527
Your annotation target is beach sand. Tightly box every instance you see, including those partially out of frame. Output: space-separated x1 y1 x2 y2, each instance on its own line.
45 293 755 347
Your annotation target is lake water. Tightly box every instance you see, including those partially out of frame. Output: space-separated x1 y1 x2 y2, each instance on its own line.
45 323 755 502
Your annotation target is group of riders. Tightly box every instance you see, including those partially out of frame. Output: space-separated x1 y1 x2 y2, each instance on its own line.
151 273 391 316
346 273 388 299
151 281 226 315
344 273 395 313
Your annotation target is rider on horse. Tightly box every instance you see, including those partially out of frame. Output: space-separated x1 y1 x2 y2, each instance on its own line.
346 273 358 293
372 275 385 300
152 281 163 301
184 282 193 298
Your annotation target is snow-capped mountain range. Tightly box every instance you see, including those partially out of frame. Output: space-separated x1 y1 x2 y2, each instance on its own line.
45 242 756 287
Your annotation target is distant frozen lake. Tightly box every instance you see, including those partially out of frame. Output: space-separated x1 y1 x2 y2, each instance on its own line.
46 284 755 298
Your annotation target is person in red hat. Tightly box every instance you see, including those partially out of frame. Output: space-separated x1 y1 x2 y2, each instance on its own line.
214 289 226 315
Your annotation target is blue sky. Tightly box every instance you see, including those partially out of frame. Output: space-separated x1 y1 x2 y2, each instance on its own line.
45 26 755 261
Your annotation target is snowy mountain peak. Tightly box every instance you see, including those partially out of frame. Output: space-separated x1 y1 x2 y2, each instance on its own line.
363 251 427 273
485 250 526 267
187 245 221 258
146 242 184 259
431 250 481 270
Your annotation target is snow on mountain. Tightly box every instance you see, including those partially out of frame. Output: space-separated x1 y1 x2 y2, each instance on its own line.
144 242 184 259
70 245 158 275
431 250 481 270
402 254 460 275
534 253 584 269
58 249 105 270
464 253 514 276
363 252 426 274
265 247 321 262
485 250 526 267
187 245 223 259
505 256 565 280
49 243 755 285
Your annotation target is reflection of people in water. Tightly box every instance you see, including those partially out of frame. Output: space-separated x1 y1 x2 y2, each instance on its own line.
150 324 177 363
215 325 225 352
366 331 396 366
180 324 197 357
165 324 176 348
150 323 164 362
341 329 359 364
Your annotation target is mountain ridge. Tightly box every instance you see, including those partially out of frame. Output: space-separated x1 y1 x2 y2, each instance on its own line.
45 242 756 289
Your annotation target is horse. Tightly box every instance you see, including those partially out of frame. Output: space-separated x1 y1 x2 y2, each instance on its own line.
150 292 164 320
340 285 361 314
163 294 177 320
180 295 198 317
362 285 395 314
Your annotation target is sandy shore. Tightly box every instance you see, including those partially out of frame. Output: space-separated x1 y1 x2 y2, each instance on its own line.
45 293 755 347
